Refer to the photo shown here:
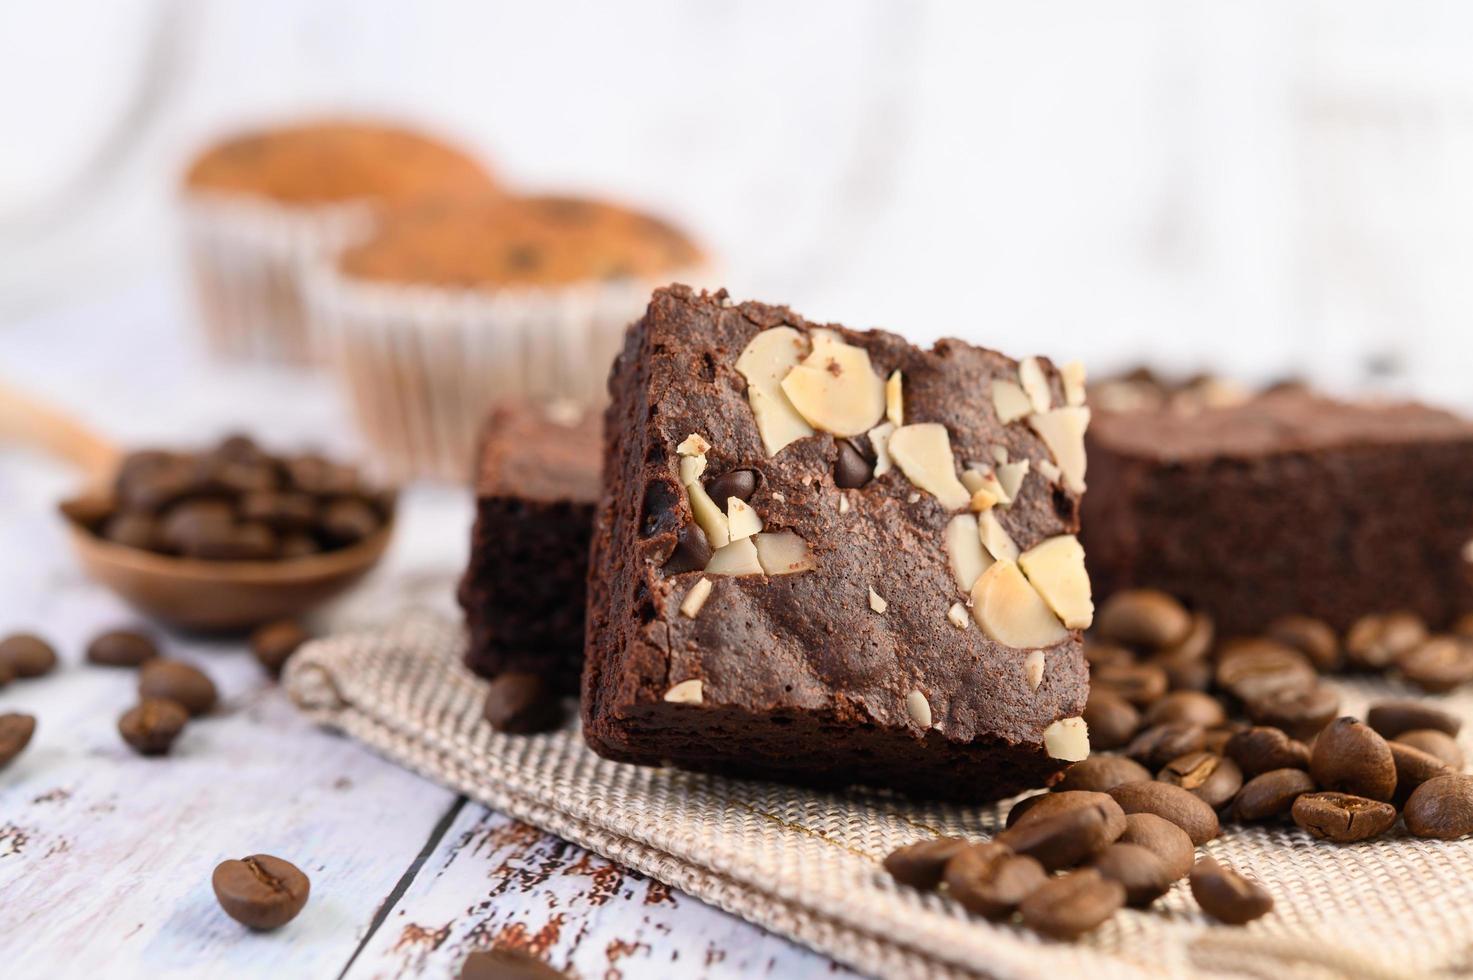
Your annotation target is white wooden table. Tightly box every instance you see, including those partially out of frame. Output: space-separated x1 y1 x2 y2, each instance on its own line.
0 284 858 980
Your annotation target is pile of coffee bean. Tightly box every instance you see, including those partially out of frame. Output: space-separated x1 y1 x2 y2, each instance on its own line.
66 435 393 562
884 589 1473 939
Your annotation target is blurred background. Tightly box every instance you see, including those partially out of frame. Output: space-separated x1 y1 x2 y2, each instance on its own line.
4 0 1473 454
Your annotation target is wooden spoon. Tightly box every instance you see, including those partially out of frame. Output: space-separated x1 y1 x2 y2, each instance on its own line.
0 381 394 632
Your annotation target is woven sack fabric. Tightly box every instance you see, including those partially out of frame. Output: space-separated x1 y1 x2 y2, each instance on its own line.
284 610 1473 980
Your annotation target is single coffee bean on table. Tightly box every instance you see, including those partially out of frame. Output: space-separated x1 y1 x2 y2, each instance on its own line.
1157 751 1243 810
1368 699 1461 739
1126 722 1207 769
1145 691 1226 729
482 673 564 734
1092 842 1176 907
1082 688 1141 750
0 633 58 678
250 620 311 677
1007 790 1119 830
941 842 1046 918
882 836 968 890
1056 755 1153 794
1096 589 1191 649
459 946 567 980
86 629 158 668
1109 781 1219 846
1403 774 1473 839
118 699 189 756
1291 791 1398 843
1019 868 1126 940
1116 812 1196 881
1390 741 1453 804
1265 614 1340 672
1394 729 1465 770
1345 611 1426 671
996 798 1125 871
212 854 311 930
1233 768 1316 822
1189 857 1273 924
1225 726 1311 778
1397 637 1473 694
0 712 37 768
1310 717 1397 802
138 659 218 717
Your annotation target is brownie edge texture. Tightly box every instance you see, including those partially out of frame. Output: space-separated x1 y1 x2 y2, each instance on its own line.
458 403 601 693
582 285 1095 802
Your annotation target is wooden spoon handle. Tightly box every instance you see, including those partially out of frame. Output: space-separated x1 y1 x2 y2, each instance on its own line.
0 379 121 483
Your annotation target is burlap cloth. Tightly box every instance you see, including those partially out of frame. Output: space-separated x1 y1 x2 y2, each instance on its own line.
283 610 1473 980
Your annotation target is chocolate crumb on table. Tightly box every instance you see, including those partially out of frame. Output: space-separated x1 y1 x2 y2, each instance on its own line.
581 285 1096 802
457 402 601 694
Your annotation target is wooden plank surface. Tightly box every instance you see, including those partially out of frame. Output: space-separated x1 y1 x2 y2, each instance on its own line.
0 286 854 979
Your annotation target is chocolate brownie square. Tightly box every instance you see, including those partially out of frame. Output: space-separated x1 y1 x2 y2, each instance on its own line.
457 403 600 693
1081 389 1473 635
582 285 1096 802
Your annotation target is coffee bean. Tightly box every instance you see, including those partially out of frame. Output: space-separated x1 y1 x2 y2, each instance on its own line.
1390 741 1452 805
279 534 320 559
240 491 318 532
1084 639 1136 670
1215 641 1316 704
118 699 189 756
138 659 218 717
1082 687 1140 750
1158 612 1214 662
0 633 58 678
833 441 874 489
250 620 310 677
1126 723 1206 769
459 947 565 980
882 836 968 890
1150 650 1213 692
1368 699 1461 739
1006 789 1116 829
212 854 310 930
1310 717 1396 802
1397 637 1473 693
0 712 37 768
1056 755 1153 794
1394 729 1464 770
1245 684 1339 740
996 797 1125 870
1202 725 1242 755
662 523 712 574
941 842 1046 917
1189 857 1273 924
1145 691 1226 729
1266 614 1340 672
1233 768 1316 822
1092 842 1175 907
1291 791 1397 842
160 499 235 554
1096 589 1191 649
1157 752 1243 809
103 512 161 551
1116 812 1195 880
705 468 759 505
1404 774 1473 839
483 673 563 734
86 629 159 668
319 497 381 546
1108 781 1219 846
1226 726 1311 778
191 521 278 561
1018 868 1126 940
1093 662 1169 708
286 454 361 498
1345 611 1426 671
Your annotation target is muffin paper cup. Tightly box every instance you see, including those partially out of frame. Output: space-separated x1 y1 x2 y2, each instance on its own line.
305 262 711 482
180 192 378 364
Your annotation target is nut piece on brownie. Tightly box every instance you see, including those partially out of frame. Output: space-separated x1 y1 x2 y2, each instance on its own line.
581 285 1094 802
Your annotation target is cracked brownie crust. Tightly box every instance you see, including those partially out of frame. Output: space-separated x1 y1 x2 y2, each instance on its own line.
582 285 1093 801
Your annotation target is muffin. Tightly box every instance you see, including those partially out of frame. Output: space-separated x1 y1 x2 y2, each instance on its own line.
306 193 706 481
180 120 499 363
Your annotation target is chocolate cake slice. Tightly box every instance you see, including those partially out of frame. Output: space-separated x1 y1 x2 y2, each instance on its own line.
1082 388 1473 635
582 285 1095 801
458 403 600 693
